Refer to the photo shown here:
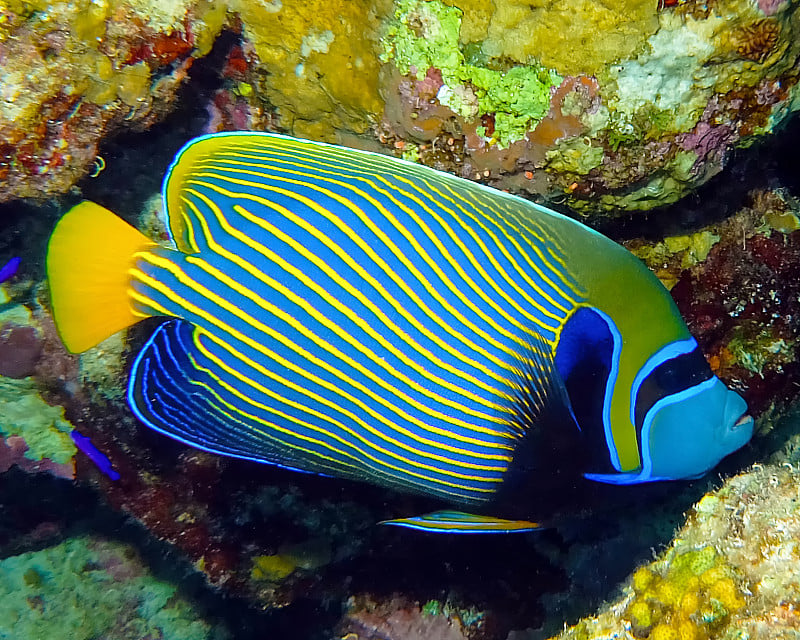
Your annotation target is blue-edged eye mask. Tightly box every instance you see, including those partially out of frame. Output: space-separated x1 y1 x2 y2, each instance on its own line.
587 339 753 484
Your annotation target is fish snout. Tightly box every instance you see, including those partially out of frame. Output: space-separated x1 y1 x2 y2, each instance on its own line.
722 388 754 452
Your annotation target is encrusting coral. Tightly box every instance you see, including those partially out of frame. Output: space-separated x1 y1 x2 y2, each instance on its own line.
3 0 799 216
0 535 229 639
0 0 227 203
549 445 800 640
228 0 391 142
374 0 800 215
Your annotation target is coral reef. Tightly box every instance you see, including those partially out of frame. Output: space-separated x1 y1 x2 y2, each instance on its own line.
375 0 800 214
629 230 721 290
0 283 43 378
667 189 800 413
338 595 473 640
0 535 229 639
4 0 799 215
228 0 391 142
2 2 800 636
0 0 226 203
547 437 800 640
0 376 76 479
381 0 562 148
625 546 745 639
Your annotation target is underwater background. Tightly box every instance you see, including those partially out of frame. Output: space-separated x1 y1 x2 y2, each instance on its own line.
1 0 800 638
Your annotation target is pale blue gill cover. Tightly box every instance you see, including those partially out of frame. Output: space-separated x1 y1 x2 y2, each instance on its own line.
46 132 754 533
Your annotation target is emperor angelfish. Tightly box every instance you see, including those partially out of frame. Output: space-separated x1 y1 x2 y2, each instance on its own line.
47 132 754 533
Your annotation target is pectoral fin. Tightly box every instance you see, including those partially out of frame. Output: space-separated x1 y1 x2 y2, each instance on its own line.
380 510 542 534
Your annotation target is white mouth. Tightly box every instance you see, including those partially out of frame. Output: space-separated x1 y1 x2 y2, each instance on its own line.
734 414 753 428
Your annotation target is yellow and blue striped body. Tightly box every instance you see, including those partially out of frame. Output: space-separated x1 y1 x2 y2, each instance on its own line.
130 133 588 507
47 132 754 532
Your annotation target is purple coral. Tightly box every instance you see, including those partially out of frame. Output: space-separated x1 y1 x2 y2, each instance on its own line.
679 121 735 167
757 0 787 16
0 435 75 479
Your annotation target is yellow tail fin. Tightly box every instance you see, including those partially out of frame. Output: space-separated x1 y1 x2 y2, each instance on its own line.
47 201 156 353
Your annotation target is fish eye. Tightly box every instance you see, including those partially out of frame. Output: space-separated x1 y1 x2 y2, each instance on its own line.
634 347 713 429
653 357 684 390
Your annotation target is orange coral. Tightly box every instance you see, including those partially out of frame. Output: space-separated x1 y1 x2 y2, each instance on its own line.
735 19 781 62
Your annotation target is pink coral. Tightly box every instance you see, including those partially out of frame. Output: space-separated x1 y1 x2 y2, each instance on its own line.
757 0 787 16
678 121 735 170
0 435 74 479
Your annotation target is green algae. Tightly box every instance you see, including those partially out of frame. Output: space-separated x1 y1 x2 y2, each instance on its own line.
79 333 127 403
727 327 793 376
632 229 721 281
382 0 561 147
422 599 443 616
0 536 228 639
0 377 76 464
545 137 605 175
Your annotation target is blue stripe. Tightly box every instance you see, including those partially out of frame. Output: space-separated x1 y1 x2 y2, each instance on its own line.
191 144 573 334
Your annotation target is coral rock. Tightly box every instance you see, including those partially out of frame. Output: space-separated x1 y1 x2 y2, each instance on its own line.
374 0 800 215
0 535 229 638
0 0 226 203
547 446 800 640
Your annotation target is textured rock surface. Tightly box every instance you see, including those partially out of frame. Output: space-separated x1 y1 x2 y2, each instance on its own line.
374 0 800 215
3 0 799 217
0 535 229 639
0 0 226 203
1 1 800 637
546 426 800 640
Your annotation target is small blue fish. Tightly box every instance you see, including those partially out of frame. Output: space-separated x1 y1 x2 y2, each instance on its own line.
0 257 20 283
70 430 121 481
46 132 753 533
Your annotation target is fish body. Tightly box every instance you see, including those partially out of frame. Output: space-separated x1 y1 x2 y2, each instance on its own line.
47 132 753 532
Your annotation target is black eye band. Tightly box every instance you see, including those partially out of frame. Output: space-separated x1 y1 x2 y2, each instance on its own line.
634 347 713 429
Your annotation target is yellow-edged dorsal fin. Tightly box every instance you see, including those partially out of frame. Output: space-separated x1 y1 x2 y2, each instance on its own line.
47 201 156 353
163 133 238 253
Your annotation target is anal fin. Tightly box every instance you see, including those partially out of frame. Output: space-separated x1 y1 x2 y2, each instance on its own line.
128 319 327 475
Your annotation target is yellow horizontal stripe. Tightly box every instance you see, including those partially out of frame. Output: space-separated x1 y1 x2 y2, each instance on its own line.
191 328 498 499
371 171 566 322
461 187 585 299
223 139 582 309
182 190 513 426
294 140 583 302
403 176 574 311
200 155 558 342
187 180 509 378
212 146 568 324
130 258 513 477
188 168 521 367
127 289 489 498
183 251 513 453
